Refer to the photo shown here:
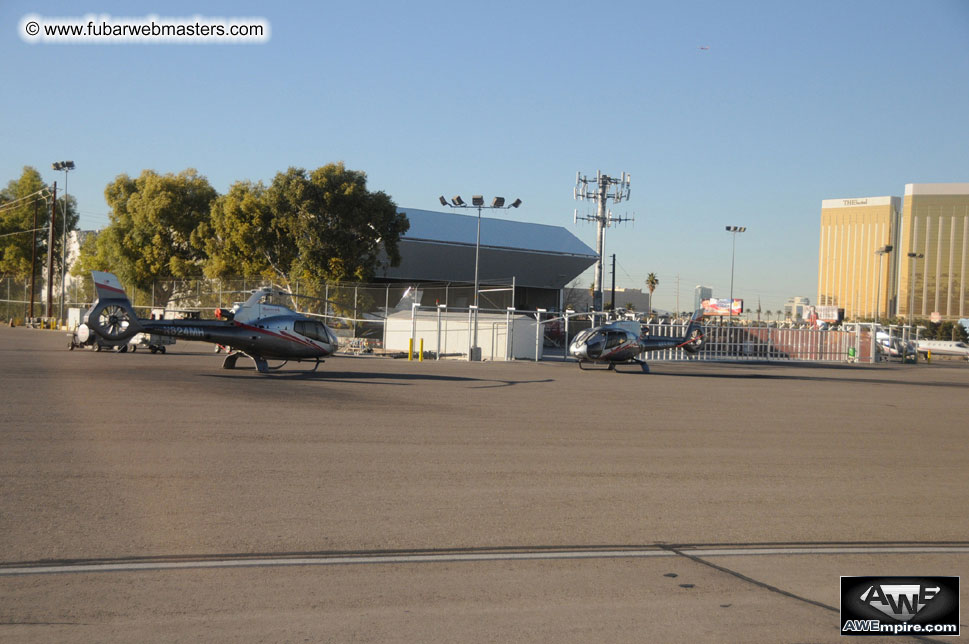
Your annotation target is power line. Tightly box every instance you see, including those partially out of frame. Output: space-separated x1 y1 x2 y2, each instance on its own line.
0 189 50 215
0 225 50 239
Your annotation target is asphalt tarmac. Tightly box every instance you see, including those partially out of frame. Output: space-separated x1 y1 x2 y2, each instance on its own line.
1 327 967 642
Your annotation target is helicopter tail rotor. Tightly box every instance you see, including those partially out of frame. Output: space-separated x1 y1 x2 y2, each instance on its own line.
681 309 706 354
85 299 141 342
83 272 143 342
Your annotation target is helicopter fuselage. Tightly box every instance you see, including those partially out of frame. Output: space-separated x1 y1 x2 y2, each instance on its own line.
139 315 339 360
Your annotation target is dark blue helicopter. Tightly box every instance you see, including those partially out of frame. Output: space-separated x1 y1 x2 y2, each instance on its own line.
568 310 705 372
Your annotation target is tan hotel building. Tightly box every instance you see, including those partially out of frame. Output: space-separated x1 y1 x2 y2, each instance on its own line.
897 183 969 320
818 196 900 320
818 183 969 321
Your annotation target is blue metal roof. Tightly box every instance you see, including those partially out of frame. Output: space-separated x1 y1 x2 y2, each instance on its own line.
398 208 596 257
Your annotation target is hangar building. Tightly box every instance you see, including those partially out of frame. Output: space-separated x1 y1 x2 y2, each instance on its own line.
377 208 598 310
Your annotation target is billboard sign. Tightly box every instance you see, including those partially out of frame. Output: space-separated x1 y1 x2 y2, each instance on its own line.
810 305 842 324
701 298 743 316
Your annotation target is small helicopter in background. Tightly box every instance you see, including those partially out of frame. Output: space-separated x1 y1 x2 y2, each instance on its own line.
82 271 340 373
569 310 706 372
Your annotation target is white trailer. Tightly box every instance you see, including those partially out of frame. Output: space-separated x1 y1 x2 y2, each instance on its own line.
384 309 541 360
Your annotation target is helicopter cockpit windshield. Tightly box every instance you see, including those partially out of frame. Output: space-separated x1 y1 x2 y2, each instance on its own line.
582 330 606 358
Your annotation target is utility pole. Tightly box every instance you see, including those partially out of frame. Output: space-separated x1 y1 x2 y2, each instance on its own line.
675 274 680 317
574 171 632 313
29 198 38 319
610 253 616 311
46 181 56 320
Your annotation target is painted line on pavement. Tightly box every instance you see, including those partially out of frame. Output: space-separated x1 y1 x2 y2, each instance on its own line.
3 545 968 577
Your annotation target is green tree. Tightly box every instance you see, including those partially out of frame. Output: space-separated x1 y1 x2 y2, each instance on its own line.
930 320 969 342
74 168 217 303
1 166 77 282
194 180 283 280
198 163 408 288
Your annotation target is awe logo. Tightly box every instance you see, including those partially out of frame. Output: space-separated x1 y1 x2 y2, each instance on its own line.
841 576 960 637
859 584 939 621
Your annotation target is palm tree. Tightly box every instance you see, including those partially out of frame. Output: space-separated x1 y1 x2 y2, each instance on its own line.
645 273 659 314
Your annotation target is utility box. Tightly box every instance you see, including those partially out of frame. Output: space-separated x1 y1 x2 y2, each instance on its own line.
67 307 83 331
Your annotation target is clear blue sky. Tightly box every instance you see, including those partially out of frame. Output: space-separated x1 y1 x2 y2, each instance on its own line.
3 0 968 313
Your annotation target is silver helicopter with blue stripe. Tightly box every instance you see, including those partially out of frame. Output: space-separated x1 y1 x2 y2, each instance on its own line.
82 271 340 373
569 309 705 372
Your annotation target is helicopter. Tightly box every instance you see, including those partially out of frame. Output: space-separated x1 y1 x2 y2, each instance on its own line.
568 309 706 372
82 271 340 373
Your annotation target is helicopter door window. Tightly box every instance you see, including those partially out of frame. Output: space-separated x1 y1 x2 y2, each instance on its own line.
294 321 314 340
605 332 626 349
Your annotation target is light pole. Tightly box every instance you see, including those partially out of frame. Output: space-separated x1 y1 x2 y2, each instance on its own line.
906 251 923 325
874 244 893 324
725 226 746 324
52 160 75 324
439 194 522 360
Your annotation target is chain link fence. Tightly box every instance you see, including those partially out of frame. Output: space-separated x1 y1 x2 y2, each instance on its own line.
0 275 515 335
2 275 877 363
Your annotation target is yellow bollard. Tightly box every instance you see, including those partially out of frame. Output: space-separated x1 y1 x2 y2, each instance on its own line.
408 338 413 361
926 350 931 363
419 338 424 362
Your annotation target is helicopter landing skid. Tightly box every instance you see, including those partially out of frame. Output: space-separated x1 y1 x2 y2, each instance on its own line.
577 360 614 371
577 359 650 373
222 351 324 374
613 358 650 373
287 358 325 373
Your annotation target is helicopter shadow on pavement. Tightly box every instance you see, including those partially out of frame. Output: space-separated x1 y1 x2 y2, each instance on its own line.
202 369 555 389
647 365 967 389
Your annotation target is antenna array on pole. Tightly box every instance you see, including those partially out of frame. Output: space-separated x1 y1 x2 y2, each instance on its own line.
572 170 634 313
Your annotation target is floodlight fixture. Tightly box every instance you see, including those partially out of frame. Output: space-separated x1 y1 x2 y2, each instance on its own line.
906 252 924 323
874 245 894 323
50 160 76 324
725 225 747 323
435 191 524 358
